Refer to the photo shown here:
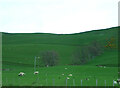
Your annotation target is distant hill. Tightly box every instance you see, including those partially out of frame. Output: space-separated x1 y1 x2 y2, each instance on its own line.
2 26 118 67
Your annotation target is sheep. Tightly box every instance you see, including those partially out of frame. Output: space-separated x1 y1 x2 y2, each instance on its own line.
113 79 120 85
113 80 117 84
34 71 39 74
104 66 106 68
68 74 72 76
96 65 105 68
66 77 70 80
18 72 25 76
46 65 49 67
85 78 89 81
62 74 64 76
65 68 67 70
117 79 120 84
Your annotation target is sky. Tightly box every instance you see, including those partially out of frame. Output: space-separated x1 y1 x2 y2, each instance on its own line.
0 0 119 34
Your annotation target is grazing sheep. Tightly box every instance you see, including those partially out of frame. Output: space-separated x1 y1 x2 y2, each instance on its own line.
18 72 25 76
34 71 39 74
66 77 70 80
114 79 120 85
96 65 105 68
117 79 120 84
65 68 67 70
68 74 72 76
85 78 89 81
46 65 49 67
104 66 106 68
113 80 117 84
62 74 64 76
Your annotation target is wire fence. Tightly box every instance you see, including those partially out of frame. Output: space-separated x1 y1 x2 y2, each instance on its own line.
3 77 119 87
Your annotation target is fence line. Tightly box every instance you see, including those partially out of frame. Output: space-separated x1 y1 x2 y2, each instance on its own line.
3 77 117 86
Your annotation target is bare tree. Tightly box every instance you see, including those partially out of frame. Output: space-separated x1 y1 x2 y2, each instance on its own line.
41 50 59 67
88 40 103 58
72 40 103 65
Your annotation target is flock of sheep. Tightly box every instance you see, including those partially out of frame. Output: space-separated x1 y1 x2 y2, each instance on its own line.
18 71 39 76
17 67 120 86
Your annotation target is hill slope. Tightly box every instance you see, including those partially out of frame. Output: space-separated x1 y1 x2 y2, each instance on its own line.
2 27 118 67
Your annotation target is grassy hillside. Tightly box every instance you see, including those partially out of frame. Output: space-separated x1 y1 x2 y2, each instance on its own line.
86 51 118 67
2 26 119 86
2 65 118 86
2 27 118 66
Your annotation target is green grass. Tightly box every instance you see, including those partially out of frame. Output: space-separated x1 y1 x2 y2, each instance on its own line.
86 51 118 66
2 65 118 86
2 26 119 86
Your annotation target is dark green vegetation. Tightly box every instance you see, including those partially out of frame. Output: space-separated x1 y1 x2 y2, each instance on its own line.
2 27 119 86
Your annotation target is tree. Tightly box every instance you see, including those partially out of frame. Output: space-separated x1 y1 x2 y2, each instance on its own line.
88 40 103 58
72 40 103 65
72 46 88 65
41 50 59 67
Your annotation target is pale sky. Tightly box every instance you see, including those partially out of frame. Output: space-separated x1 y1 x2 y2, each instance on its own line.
0 0 119 34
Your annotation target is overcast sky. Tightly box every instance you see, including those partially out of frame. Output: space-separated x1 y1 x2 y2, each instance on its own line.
0 0 119 34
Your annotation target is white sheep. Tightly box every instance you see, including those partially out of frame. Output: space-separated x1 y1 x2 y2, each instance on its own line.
113 80 117 84
65 68 67 70
66 77 70 80
117 79 120 84
62 74 64 76
34 71 39 74
18 72 25 76
113 79 120 85
68 74 72 76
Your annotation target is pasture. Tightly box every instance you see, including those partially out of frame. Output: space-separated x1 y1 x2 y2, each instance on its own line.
2 65 118 86
2 27 119 86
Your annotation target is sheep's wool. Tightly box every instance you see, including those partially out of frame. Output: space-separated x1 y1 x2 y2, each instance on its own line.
34 71 39 74
113 81 117 84
69 74 72 76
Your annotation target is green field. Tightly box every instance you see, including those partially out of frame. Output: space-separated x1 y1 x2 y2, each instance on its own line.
2 27 119 86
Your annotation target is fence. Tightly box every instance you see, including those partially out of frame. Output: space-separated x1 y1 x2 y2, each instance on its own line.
3 77 118 87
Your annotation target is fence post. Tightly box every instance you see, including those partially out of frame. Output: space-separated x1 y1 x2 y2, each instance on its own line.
81 79 82 86
105 80 106 88
113 80 114 87
96 79 97 86
73 79 75 86
66 79 67 87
